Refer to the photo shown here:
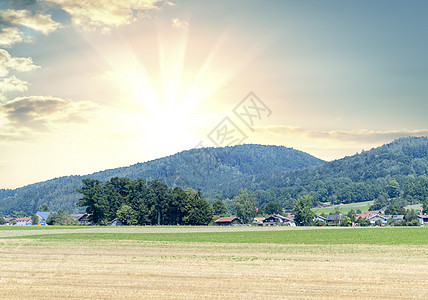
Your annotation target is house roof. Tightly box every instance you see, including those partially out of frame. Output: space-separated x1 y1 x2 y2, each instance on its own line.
37 211 50 220
315 215 327 221
367 214 387 220
327 214 346 221
263 214 294 223
70 214 84 220
358 211 380 219
254 217 265 221
384 215 404 220
215 217 240 223
275 214 294 222
16 217 31 221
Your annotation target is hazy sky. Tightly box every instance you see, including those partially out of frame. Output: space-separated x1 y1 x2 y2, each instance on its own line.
1 0 427 189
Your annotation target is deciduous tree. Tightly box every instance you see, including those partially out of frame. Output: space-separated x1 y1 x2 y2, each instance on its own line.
234 189 257 224
293 195 314 226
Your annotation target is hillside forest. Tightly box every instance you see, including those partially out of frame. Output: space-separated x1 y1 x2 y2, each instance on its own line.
1 137 428 215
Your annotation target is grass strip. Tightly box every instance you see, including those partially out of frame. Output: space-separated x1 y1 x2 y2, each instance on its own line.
8 227 428 245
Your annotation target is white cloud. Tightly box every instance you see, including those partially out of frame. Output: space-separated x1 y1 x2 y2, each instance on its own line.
0 76 28 93
171 17 188 29
0 49 40 77
0 9 60 35
0 27 23 47
46 0 173 33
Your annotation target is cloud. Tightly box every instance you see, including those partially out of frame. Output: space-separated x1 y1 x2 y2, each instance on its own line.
0 8 60 46
0 0 39 10
262 125 428 144
0 96 97 132
0 49 40 100
0 9 60 34
46 0 173 33
0 76 28 93
0 49 40 77
171 17 188 29
0 27 23 47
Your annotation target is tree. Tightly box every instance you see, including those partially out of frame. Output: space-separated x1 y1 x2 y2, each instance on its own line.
38 202 50 212
0 215 6 225
293 195 314 226
104 177 132 221
149 179 173 225
77 179 108 224
404 209 418 226
423 197 428 215
117 205 138 225
340 216 352 227
357 217 369 226
234 189 257 224
212 200 227 216
31 213 39 225
347 209 356 222
264 202 283 215
128 178 153 225
313 219 325 226
46 209 71 225
11 211 28 218
387 179 400 198
182 189 213 225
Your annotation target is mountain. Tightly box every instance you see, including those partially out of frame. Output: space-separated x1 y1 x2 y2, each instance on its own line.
2 137 428 215
250 136 428 210
0 144 324 214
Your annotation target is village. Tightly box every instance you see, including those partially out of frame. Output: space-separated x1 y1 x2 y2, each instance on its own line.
4 210 428 227
215 211 428 227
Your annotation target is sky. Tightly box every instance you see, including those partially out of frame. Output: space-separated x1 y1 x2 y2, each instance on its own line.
0 0 427 189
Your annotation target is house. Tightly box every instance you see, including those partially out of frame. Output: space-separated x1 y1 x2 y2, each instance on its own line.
263 214 296 226
70 213 90 224
384 215 404 223
70 214 84 221
214 217 242 226
4 217 14 225
313 215 327 224
326 214 345 226
15 217 32 226
36 211 50 225
367 214 388 225
107 218 123 226
253 217 265 225
355 211 380 221
417 215 428 226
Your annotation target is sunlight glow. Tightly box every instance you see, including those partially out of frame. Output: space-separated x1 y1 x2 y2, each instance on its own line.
75 19 270 160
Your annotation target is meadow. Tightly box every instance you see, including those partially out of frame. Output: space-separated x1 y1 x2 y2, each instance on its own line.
1 226 427 299
313 201 374 214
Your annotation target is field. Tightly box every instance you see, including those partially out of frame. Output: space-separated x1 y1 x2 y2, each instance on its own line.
313 201 374 214
1 226 427 299
405 203 423 211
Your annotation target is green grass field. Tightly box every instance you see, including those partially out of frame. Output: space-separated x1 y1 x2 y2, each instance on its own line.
405 203 422 211
4 226 428 245
313 200 374 214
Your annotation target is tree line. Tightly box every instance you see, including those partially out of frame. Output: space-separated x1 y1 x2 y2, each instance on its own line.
77 177 213 225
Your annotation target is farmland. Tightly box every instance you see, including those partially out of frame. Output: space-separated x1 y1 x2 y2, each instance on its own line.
1 226 428 299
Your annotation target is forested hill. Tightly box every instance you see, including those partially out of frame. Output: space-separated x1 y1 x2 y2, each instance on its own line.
251 136 428 210
0 144 324 214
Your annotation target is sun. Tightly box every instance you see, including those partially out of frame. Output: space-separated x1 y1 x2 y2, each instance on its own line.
82 20 264 161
